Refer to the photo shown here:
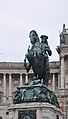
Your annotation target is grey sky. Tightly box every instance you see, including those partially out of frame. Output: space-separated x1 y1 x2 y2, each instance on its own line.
0 0 68 62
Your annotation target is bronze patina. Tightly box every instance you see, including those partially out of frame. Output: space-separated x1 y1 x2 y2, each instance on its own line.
24 30 52 85
13 30 60 108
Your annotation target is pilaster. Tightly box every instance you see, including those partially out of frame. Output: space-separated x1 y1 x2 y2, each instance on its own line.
61 55 65 88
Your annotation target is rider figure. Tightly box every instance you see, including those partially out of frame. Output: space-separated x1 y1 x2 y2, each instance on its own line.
24 31 52 85
40 35 52 56
40 35 52 85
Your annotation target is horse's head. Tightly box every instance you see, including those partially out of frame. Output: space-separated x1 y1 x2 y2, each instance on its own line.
29 30 40 45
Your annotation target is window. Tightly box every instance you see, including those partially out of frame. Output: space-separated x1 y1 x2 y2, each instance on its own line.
56 115 59 119
14 80 18 85
0 116 3 119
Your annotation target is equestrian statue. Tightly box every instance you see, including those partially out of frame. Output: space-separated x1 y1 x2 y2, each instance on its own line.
13 30 60 108
24 30 52 85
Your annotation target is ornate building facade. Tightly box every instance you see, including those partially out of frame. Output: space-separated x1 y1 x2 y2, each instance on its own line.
0 24 68 119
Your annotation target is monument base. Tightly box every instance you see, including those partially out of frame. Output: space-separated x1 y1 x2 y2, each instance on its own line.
13 78 60 108
8 102 64 119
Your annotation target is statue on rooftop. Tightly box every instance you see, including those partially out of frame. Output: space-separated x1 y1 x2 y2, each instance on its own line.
24 30 52 85
60 32 65 44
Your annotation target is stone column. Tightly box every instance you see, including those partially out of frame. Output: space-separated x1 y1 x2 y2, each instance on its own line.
3 74 6 103
9 74 12 103
20 74 23 86
25 73 28 83
36 109 42 119
61 56 65 88
58 73 60 89
52 73 55 92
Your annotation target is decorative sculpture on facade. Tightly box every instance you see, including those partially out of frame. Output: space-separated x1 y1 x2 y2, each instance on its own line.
60 32 65 44
59 24 68 45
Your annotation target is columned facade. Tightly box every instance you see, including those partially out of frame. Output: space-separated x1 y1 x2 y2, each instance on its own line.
0 71 32 104
0 61 66 119
1 24 68 119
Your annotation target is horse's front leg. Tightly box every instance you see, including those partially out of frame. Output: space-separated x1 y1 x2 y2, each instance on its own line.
24 57 27 67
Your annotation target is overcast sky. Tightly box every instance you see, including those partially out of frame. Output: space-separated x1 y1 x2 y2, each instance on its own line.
0 0 68 62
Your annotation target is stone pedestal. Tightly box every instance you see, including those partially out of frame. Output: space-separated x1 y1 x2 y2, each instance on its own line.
8 102 64 119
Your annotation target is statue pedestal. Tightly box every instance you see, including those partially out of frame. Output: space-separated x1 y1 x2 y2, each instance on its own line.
8 102 64 119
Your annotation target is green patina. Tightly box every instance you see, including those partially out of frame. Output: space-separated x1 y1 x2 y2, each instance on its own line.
13 30 60 108
24 30 52 85
13 77 60 108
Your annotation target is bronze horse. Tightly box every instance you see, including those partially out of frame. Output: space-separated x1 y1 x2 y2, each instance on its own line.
24 30 52 85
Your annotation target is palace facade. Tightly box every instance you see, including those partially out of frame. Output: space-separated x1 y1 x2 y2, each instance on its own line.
0 24 68 119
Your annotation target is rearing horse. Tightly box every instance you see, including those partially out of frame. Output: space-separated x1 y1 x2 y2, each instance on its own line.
24 30 52 85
